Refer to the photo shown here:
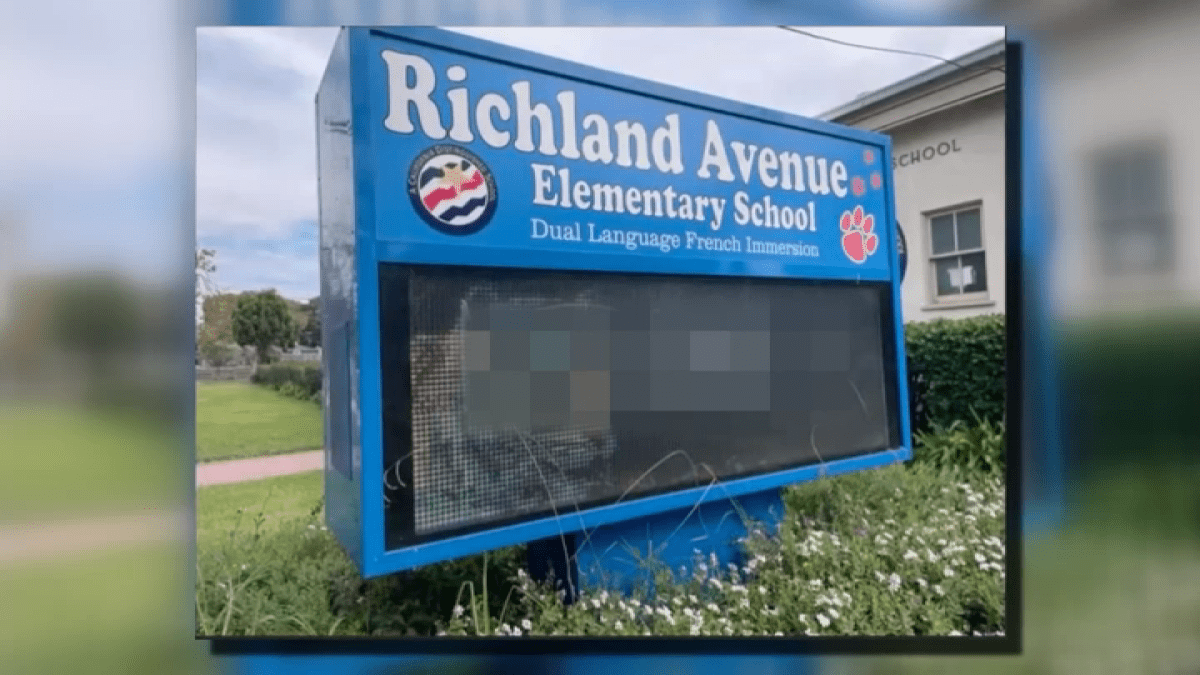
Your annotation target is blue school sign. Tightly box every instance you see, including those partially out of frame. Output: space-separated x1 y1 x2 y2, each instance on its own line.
318 26 911 590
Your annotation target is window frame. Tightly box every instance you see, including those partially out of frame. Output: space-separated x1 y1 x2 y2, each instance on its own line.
924 201 989 304
1088 140 1175 280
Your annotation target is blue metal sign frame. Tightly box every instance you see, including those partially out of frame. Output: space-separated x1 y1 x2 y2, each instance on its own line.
319 26 912 580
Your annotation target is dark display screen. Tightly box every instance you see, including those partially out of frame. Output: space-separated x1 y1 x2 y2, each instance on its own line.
379 263 901 549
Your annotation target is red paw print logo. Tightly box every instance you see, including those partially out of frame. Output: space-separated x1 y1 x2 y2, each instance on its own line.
851 176 866 196
840 205 879 264
863 149 875 164
870 172 882 190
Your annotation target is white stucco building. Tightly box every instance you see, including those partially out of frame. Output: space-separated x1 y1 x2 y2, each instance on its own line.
995 0 1200 318
821 40 1007 324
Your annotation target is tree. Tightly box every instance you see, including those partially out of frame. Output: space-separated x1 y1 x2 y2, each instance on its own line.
232 290 296 364
199 293 239 345
299 296 322 348
196 248 217 329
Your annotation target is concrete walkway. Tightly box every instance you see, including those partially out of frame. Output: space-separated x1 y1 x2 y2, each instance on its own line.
1 450 328 566
0 509 182 565
195 449 324 487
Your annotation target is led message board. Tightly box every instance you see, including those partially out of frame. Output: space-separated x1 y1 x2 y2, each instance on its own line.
317 27 911 578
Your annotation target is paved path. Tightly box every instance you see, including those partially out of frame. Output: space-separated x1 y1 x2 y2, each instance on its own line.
1 450 327 565
0 509 182 565
195 449 324 487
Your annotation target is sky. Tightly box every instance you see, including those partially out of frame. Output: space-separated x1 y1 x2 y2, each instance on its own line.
196 25 1005 302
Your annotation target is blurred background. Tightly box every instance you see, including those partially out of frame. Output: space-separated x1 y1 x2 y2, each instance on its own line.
1 0 1198 674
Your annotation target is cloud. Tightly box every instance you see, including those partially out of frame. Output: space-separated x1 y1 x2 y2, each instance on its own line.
195 26 1004 298
200 223 320 301
446 26 1004 117
0 0 180 186
196 28 337 241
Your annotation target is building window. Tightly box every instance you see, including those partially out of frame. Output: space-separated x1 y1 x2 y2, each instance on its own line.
927 204 987 301
1090 142 1173 278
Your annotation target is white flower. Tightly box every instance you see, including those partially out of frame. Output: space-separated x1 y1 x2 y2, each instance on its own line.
809 579 823 588
690 623 702 635
943 567 955 577
888 573 902 591
688 594 700 604
974 553 987 564
933 585 945 596
817 613 831 627
614 620 624 631
948 630 962 636
904 550 919 561
707 603 720 613
521 619 532 631
452 605 465 618
775 631 784 637
828 608 839 620
709 578 724 591
798 613 808 624
592 598 602 609
672 596 684 606
758 586 768 595
874 570 886 583
917 578 928 588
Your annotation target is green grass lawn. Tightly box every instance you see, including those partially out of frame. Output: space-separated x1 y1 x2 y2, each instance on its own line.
196 381 323 462
2 543 213 675
196 470 323 547
0 403 178 520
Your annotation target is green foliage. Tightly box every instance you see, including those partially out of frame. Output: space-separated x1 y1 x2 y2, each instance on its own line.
197 335 239 367
47 273 147 358
200 293 240 345
252 362 322 404
439 464 1005 637
1060 314 1200 470
197 464 1005 637
298 298 322 348
905 314 1005 432
196 486 525 637
232 291 296 364
912 413 1006 477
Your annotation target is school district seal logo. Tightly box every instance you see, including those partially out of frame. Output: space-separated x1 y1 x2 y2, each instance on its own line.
407 145 498 236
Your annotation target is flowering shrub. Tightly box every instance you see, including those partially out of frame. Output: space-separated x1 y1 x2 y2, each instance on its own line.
437 464 1005 637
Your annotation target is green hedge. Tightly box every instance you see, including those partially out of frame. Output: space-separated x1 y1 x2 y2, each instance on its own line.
252 362 322 404
1059 314 1200 470
905 314 1006 433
